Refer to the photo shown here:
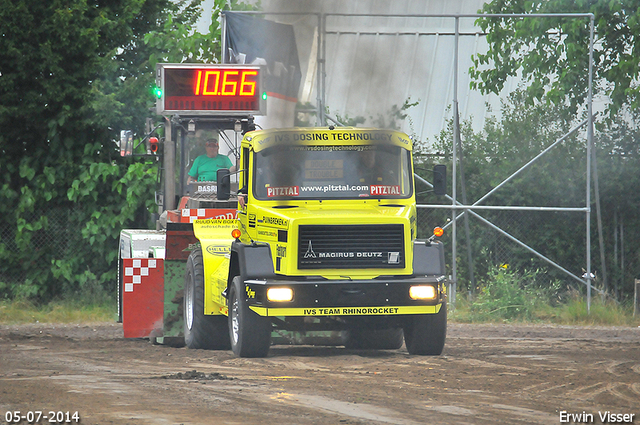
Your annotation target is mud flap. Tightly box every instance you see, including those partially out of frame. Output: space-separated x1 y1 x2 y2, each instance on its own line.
412 241 445 276
231 242 275 280
193 219 239 316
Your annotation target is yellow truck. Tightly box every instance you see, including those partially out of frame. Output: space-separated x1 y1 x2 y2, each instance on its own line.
117 64 447 357
184 126 447 357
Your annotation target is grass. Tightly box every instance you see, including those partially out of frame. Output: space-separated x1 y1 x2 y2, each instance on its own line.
1 295 636 327
450 295 639 326
555 296 638 326
0 298 116 325
1 267 638 327
449 268 640 327
0 277 117 325
2 297 635 327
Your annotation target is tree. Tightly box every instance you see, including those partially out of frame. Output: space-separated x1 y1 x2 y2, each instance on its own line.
462 0 640 299
0 0 176 299
0 0 254 300
471 0 640 117
426 91 582 284
423 88 640 299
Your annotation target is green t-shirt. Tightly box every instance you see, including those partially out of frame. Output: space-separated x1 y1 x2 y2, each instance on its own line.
188 154 233 181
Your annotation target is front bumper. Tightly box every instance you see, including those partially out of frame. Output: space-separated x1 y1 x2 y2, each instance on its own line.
243 276 446 317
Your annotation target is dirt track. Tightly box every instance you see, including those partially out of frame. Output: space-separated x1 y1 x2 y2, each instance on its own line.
1 322 639 425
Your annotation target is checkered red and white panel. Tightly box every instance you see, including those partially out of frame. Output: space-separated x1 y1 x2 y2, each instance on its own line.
180 208 238 223
121 258 164 338
123 258 160 292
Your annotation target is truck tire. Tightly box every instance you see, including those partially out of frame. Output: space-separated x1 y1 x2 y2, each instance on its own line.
228 276 272 357
403 303 447 355
184 248 230 350
344 328 404 350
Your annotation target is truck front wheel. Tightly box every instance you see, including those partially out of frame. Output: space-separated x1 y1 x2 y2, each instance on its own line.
184 248 230 350
228 276 272 357
403 302 447 355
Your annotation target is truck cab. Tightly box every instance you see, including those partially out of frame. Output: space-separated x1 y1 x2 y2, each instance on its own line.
118 63 447 357
188 127 447 357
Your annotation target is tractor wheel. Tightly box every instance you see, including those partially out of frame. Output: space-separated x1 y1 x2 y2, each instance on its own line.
228 276 272 357
403 302 447 355
183 248 230 350
344 328 404 350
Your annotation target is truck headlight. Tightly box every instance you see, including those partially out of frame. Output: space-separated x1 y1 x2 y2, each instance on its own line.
267 287 294 302
409 285 437 300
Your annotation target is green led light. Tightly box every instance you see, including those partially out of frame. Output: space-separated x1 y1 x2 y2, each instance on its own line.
152 86 163 99
262 92 267 100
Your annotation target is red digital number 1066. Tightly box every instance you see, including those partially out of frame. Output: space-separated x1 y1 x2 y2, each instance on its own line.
194 70 258 97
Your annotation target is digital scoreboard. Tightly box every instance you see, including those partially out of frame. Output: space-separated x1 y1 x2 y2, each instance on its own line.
155 63 266 116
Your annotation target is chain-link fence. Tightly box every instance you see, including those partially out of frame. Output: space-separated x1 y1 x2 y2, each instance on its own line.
2 195 637 301
0 207 87 292
416 202 639 301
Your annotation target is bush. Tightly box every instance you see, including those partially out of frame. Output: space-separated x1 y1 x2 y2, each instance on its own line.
0 160 157 301
463 267 564 322
449 267 639 326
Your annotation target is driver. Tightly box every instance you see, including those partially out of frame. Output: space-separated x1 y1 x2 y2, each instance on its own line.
355 149 394 185
187 138 236 183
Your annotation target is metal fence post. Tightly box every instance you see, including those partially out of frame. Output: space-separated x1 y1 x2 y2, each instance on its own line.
635 279 640 317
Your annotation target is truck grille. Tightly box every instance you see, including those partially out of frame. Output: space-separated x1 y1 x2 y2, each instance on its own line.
298 224 405 269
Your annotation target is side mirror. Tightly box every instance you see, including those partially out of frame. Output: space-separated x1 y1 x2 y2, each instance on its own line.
433 164 447 196
217 168 231 200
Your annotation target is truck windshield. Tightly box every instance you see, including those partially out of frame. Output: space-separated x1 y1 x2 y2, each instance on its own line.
253 145 413 200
